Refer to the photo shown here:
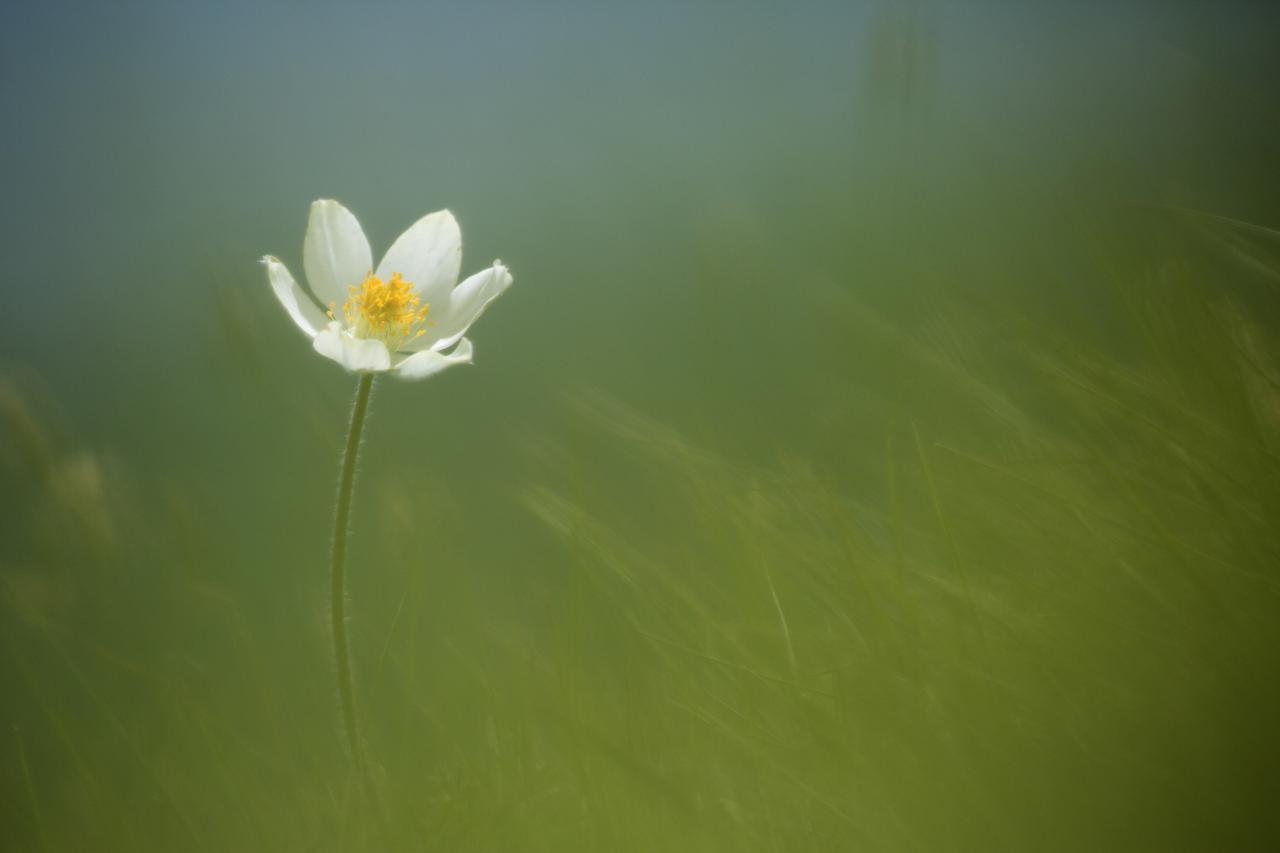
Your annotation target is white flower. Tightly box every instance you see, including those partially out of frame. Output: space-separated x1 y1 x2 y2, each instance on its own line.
262 199 513 380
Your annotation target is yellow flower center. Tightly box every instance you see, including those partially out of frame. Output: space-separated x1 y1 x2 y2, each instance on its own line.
329 272 430 350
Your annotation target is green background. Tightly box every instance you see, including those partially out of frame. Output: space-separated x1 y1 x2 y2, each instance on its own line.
3 1 1279 850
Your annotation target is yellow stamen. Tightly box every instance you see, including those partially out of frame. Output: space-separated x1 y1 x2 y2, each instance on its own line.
339 272 430 350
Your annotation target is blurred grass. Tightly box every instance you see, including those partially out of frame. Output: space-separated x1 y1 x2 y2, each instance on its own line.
3 206 1278 851
4 3 1280 849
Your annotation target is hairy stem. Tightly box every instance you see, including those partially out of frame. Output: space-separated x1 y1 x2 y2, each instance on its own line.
332 372 374 773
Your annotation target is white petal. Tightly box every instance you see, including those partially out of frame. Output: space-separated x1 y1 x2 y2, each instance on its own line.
375 209 461 310
304 199 373 309
428 261 513 352
392 337 474 381
262 255 325 338
313 321 392 373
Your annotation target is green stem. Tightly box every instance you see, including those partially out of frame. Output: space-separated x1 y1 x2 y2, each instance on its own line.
332 372 374 773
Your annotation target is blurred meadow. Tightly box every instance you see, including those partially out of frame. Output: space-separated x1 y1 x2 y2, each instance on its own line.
3 1 1280 850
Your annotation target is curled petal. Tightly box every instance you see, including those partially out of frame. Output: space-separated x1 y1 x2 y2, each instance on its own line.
262 255 325 338
304 199 373 309
313 322 392 373
428 261 513 352
393 338 474 381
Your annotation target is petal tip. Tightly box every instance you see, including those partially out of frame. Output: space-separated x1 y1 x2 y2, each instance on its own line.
495 262 514 288
309 198 350 218
429 208 461 236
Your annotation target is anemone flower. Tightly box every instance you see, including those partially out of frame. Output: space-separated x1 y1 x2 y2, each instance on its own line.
262 199 512 380
260 199 512 799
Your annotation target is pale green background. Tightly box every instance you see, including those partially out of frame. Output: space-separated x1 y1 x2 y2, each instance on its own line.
3 1 1279 850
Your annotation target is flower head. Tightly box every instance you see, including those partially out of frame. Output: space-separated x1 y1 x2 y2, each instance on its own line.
262 200 513 380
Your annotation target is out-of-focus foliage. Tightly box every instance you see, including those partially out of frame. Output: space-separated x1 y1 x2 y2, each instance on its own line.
3 1 1280 851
